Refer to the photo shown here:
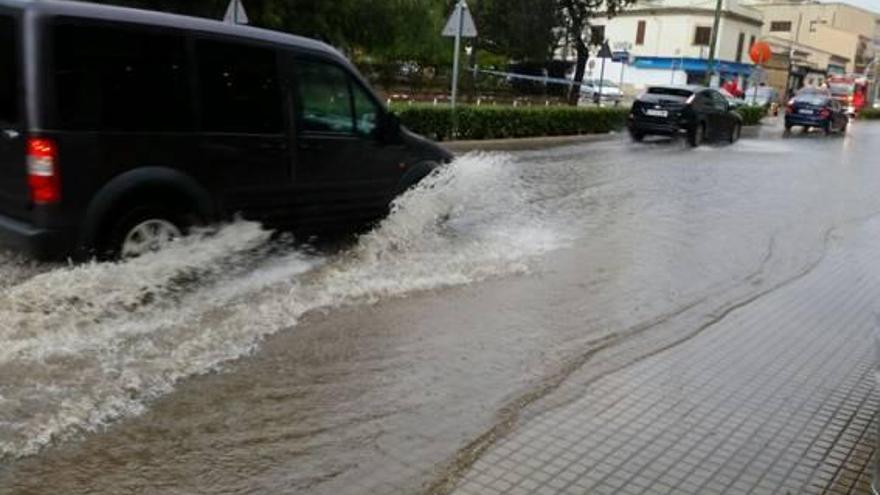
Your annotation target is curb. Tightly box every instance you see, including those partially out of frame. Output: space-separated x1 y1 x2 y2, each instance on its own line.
441 125 767 154
441 132 622 154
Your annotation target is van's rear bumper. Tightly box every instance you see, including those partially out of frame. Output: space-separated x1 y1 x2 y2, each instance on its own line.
0 213 70 259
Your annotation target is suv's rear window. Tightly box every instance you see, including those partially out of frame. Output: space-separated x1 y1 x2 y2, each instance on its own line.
0 15 18 124
794 95 829 106
52 20 191 131
647 87 693 98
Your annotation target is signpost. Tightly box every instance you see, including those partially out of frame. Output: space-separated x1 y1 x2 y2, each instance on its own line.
613 42 633 91
595 41 612 106
442 0 477 109
748 41 772 102
223 0 249 25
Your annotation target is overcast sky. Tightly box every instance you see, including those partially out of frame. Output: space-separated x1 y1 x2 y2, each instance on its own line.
830 0 880 13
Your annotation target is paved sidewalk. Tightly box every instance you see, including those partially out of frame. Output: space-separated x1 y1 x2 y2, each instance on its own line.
452 220 880 494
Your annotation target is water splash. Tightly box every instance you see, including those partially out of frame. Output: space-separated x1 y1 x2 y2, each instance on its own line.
0 152 568 459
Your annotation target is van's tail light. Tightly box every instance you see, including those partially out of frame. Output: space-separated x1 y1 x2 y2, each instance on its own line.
27 137 60 204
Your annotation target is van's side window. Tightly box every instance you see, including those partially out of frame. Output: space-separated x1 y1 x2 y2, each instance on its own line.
352 83 380 136
295 60 355 134
0 15 17 124
52 21 190 131
196 40 282 134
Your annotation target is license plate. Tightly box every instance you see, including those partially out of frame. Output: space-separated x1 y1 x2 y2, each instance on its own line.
645 109 668 117
798 109 813 115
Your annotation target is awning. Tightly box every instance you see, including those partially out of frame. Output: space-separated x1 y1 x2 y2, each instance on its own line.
632 57 754 76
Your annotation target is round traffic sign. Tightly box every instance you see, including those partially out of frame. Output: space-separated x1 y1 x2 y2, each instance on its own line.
749 42 772 65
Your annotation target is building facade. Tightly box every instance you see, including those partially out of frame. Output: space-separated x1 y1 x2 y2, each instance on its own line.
744 0 879 96
586 0 763 89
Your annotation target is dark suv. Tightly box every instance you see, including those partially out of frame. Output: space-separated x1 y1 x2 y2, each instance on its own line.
628 85 743 147
0 0 450 259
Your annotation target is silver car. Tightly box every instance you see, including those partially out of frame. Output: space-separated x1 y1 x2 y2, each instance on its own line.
578 79 623 106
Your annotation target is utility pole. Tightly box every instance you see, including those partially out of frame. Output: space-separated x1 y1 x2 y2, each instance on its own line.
704 0 724 86
784 13 803 101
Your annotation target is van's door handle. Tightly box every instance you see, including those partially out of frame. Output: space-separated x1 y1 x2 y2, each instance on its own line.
1 129 20 140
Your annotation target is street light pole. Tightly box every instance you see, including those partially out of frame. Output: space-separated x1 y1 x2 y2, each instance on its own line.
784 13 803 101
704 0 723 85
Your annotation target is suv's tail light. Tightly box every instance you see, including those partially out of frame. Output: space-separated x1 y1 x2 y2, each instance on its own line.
786 103 794 114
819 107 831 118
27 137 60 204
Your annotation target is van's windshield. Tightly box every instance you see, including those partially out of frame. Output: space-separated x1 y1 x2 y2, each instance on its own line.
0 15 18 124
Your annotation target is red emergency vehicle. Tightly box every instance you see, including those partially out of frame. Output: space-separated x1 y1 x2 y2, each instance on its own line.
827 75 868 115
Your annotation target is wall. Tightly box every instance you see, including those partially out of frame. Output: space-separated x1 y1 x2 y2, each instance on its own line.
750 1 878 72
596 12 762 62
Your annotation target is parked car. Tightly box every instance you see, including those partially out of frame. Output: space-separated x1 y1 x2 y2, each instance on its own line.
744 86 780 112
627 85 744 147
0 0 451 260
578 79 623 106
784 92 849 135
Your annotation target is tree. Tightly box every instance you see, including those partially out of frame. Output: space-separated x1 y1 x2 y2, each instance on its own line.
472 0 561 63
558 0 635 105
84 0 450 65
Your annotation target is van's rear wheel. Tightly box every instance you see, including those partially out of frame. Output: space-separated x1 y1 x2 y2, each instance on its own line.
101 205 193 259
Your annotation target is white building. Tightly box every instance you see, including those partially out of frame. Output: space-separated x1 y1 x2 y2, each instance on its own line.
584 0 764 89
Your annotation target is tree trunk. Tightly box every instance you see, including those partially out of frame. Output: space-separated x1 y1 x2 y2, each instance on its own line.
568 39 588 105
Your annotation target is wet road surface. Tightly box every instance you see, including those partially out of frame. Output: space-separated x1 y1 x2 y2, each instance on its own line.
1 120 879 494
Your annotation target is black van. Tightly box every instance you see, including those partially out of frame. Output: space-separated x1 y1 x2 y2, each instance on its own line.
0 0 451 259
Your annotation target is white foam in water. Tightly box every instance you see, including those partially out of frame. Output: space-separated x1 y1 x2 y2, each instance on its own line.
0 152 568 459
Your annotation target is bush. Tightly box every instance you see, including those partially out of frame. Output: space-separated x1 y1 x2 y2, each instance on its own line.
734 105 767 126
392 104 630 141
859 108 880 120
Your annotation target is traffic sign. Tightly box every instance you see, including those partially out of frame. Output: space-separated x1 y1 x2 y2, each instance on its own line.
223 0 249 25
749 66 767 84
597 41 613 59
749 41 772 65
611 50 631 63
443 1 478 112
442 1 477 38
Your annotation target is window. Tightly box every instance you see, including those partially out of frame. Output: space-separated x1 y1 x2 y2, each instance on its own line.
770 21 792 32
710 91 729 111
296 60 355 134
52 20 191 131
0 15 17 124
197 40 282 134
352 83 380 136
635 20 646 45
736 32 745 62
749 35 756 50
694 26 712 46
590 25 605 46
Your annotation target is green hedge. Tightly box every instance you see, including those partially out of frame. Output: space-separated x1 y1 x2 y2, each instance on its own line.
392 104 629 141
734 105 767 126
859 108 880 120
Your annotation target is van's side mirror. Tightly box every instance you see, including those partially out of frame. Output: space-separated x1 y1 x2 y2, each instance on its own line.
379 112 402 142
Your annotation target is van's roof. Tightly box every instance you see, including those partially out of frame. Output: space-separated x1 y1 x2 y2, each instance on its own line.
1 0 345 62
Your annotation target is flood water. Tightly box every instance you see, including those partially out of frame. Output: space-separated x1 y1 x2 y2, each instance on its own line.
2 122 880 494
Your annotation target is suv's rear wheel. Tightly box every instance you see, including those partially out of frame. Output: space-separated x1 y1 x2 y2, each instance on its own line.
687 122 705 147
729 123 742 143
101 204 193 259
